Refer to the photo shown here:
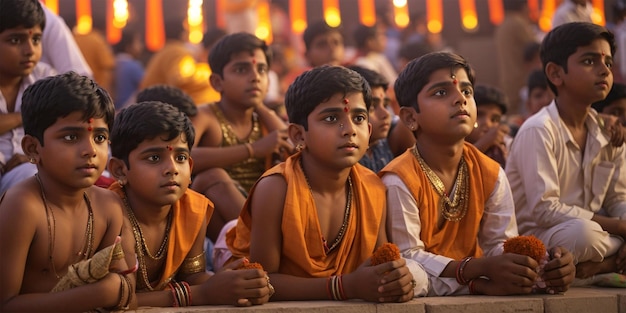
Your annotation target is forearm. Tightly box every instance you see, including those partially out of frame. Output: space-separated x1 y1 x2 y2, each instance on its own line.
191 145 254 173
0 113 22 135
254 104 287 131
267 273 330 301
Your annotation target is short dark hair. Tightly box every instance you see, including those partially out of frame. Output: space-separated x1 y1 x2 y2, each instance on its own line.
285 65 372 130
473 84 508 115
540 22 615 96
592 82 626 112
527 69 548 95
202 28 227 49
136 85 198 117
0 0 45 33
208 32 271 76
302 20 342 51
347 65 388 91
21 72 115 145
398 41 434 63
353 24 377 49
110 101 195 168
113 29 138 54
395 52 475 112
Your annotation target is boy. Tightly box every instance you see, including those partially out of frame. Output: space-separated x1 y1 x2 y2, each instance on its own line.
464 84 511 167
352 23 398 85
593 82 626 128
189 32 291 242
108 101 271 307
0 0 57 195
381 52 575 296
348 66 394 173
0 71 133 311
506 22 626 283
220 65 419 302
525 69 554 119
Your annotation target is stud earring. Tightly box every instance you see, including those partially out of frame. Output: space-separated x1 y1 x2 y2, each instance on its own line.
474 122 478 128
28 157 36 164
118 179 126 186
295 143 304 152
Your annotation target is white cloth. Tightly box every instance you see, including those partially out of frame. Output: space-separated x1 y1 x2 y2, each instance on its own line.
551 0 593 29
506 102 626 262
354 52 398 85
40 5 92 77
382 168 518 296
0 63 56 166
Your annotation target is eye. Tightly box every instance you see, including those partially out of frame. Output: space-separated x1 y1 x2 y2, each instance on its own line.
257 65 268 74
234 66 247 74
582 58 594 65
434 89 446 96
32 36 42 45
605 60 613 68
323 115 338 123
9 38 20 44
462 88 473 96
353 115 367 123
147 155 160 162
94 134 108 144
175 154 189 162
63 134 78 141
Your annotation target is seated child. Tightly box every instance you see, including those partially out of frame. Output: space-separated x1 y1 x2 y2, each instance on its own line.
217 65 420 302
0 71 133 311
381 51 576 296
592 82 626 146
525 69 554 119
505 22 626 284
108 101 272 306
189 32 291 243
464 84 511 167
348 66 394 173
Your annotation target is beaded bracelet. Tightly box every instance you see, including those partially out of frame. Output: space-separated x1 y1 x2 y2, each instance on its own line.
455 257 472 285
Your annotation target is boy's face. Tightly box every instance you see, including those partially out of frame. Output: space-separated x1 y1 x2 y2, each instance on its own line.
368 86 391 143
122 133 192 207
211 48 269 109
466 103 502 143
557 38 613 104
527 87 553 116
35 112 109 188
0 25 42 79
300 92 371 169
305 31 345 67
411 67 476 141
601 98 626 126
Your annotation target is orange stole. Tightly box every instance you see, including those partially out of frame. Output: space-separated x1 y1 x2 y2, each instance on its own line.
226 152 385 277
380 142 499 260
110 183 213 289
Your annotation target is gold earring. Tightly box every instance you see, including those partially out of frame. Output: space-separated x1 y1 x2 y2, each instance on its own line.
474 122 478 128
295 143 304 152
28 157 36 164
117 179 125 186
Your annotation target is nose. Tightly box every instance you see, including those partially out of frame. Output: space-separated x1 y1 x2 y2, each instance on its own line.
22 40 34 56
163 155 180 176
341 119 357 137
82 138 97 158
453 88 467 107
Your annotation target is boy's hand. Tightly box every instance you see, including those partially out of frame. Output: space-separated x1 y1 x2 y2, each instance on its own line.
474 124 510 153
542 247 575 293
2 154 29 174
345 258 413 303
251 129 293 157
202 259 270 306
480 254 536 295
599 113 625 147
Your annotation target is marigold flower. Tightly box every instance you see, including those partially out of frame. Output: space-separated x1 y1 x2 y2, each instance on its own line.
371 242 401 265
503 235 546 263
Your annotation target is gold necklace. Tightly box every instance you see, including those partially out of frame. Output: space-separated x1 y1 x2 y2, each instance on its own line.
300 158 352 254
412 146 469 222
122 190 172 291
37 174 94 279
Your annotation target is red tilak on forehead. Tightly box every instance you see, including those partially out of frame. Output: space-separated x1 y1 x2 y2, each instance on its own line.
451 74 457 85
166 145 173 151
343 98 349 112
87 118 93 131
252 58 256 65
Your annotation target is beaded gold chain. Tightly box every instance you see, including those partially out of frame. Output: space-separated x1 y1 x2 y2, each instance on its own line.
36 174 94 279
412 146 469 222
300 158 352 254
122 190 172 291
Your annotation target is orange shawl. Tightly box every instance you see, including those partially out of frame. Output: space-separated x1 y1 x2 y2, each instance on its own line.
110 183 213 289
226 152 385 277
379 142 499 260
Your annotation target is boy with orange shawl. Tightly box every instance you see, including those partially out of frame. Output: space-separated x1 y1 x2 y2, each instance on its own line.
220 65 420 302
380 52 576 296
108 101 272 307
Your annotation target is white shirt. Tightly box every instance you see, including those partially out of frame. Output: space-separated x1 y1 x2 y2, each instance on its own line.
506 102 626 235
551 0 593 29
0 63 56 165
382 168 518 296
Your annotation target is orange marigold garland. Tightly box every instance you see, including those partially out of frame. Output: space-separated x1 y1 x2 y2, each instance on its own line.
503 236 550 293
371 243 401 266
237 261 264 270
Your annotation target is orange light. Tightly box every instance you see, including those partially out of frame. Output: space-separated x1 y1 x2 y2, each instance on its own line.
145 0 165 52
323 0 341 27
359 0 376 26
459 0 478 31
426 0 443 34
393 0 409 28
538 0 555 32
75 0 92 35
42 0 59 15
591 0 605 25
527 0 540 22
256 0 272 44
216 0 226 29
188 0 204 44
290 0 307 35
488 0 504 25
106 0 122 44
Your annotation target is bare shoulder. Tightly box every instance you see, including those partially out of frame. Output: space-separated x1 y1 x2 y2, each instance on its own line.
0 179 43 225
249 174 287 216
84 186 123 219
192 104 222 147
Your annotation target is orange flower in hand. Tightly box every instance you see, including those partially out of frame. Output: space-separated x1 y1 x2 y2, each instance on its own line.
371 243 401 266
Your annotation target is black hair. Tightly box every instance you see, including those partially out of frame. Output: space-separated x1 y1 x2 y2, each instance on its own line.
21 71 115 145
202 28 227 49
540 22 615 96
353 24 377 49
523 41 541 64
113 28 138 54
285 65 372 130
110 101 195 168
136 85 198 117
398 41 434 63
395 51 475 112
0 0 45 33
347 65 389 91
592 82 626 112
208 32 271 76
473 84 508 115
302 20 343 51
527 69 549 95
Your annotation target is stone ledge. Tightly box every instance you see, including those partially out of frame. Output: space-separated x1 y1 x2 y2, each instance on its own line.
130 287 626 313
